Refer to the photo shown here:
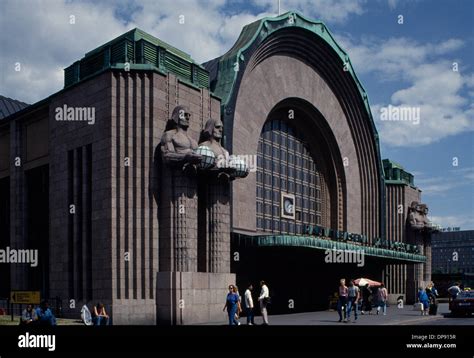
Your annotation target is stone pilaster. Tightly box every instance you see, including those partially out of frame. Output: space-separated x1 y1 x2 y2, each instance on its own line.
207 175 231 273
423 235 432 283
9 119 28 290
159 166 198 272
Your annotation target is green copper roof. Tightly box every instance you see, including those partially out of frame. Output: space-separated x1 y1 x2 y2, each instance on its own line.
85 28 192 61
233 234 426 263
64 28 209 89
383 158 415 187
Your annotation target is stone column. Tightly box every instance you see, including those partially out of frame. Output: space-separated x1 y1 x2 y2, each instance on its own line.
406 229 423 304
207 175 231 273
156 169 235 325
414 231 425 285
159 166 198 272
9 120 28 290
423 233 432 283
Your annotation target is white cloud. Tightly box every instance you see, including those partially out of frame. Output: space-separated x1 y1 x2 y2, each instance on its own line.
386 0 399 9
416 178 457 195
0 0 272 103
429 215 474 229
338 35 473 147
415 167 474 196
465 73 474 88
0 0 134 103
1 0 370 104
128 1 272 63
338 36 465 80
434 38 464 55
251 0 366 23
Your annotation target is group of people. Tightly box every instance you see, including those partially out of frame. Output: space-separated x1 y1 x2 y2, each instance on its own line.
417 282 439 316
20 301 110 326
223 280 270 325
80 302 111 325
20 301 57 326
337 279 388 322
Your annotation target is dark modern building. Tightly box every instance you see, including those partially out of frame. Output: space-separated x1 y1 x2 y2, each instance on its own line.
0 12 435 324
432 230 474 274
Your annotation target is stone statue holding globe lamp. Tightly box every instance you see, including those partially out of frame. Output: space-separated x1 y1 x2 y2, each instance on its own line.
160 105 202 171
197 118 249 179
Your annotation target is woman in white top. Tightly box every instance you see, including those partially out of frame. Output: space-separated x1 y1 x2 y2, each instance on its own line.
244 284 255 325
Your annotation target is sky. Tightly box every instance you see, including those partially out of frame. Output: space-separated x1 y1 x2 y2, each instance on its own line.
0 0 473 229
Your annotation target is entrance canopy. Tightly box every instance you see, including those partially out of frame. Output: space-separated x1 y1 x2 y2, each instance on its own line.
232 233 426 264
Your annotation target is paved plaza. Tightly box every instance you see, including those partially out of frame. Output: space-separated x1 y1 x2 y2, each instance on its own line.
206 303 474 326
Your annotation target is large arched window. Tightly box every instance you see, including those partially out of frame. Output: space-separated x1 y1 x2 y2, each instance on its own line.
256 118 324 234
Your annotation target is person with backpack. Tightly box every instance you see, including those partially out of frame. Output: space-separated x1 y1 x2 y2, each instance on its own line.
223 284 240 325
258 280 270 325
346 280 360 322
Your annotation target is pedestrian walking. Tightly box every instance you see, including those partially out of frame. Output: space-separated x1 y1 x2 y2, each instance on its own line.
346 279 360 322
361 284 372 315
426 282 438 315
337 278 348 322
223 284 240 325
376 283 388 315
244 284 255 325
233 285 242 321
258 280 270 325
417 288 429 316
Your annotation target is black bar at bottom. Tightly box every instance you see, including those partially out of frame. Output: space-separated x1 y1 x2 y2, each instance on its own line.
0 325 471 354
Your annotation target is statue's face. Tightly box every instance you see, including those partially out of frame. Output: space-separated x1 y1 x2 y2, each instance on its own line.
178 109 191 128
213 120 223 139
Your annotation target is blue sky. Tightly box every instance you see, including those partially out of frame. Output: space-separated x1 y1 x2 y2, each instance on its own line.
1 0 473 228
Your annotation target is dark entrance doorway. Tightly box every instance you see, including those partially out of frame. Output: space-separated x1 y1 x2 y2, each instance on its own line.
0 176 10 298
25 165 49 297
232 244 385 314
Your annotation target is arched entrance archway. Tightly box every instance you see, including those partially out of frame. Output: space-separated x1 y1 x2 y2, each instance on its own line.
255 98 347 234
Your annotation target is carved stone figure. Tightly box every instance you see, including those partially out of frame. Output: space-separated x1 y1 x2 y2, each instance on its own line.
156 105 201 274
198 118 229 166
161 105 201 167
408 201 433 232
406 200 436 298
198 118 248 178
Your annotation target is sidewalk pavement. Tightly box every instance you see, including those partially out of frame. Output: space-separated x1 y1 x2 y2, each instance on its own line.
206 303 453 326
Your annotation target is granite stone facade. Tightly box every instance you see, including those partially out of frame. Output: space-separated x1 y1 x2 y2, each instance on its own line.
384 183 421 304
0 12 433 324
